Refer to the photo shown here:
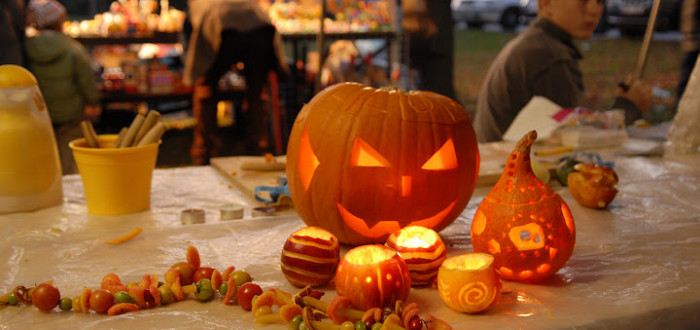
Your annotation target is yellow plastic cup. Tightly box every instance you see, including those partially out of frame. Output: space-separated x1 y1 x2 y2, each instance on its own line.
70 135 159 215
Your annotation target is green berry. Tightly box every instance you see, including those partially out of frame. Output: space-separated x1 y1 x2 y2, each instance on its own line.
219 282 228 296
195 279 214 301
7 293 19 306
58 297 72 311
231 270 252 287
371 322 382 330
114 291 135 304
290 314 303 329
355 321 367 330
158 285 174 305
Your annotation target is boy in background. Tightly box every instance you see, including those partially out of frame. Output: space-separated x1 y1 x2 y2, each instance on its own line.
473 0 652 142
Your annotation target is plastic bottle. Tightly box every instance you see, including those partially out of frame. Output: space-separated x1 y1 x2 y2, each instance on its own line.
0 65 62 213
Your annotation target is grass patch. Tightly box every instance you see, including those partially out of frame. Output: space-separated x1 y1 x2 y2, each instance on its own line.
453 29 682 117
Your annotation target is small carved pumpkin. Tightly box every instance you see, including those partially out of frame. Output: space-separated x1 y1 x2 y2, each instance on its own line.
335 244 411 310
437 253 501 314
286 83 480 245
471 131 575 282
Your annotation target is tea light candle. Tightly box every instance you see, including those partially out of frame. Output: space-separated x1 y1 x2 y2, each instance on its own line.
437 253 502 314
385 226 447 286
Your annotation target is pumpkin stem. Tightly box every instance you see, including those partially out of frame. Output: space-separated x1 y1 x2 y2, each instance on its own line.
516 130 538 153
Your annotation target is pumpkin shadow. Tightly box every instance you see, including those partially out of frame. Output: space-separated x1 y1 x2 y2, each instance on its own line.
483 288 548 317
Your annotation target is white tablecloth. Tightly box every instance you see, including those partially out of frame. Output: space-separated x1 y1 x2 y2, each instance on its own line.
2 149 700 329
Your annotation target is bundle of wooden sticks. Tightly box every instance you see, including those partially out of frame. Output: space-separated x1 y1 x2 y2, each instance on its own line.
80 110 166 148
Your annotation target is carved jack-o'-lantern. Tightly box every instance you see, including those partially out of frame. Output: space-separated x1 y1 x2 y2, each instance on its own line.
471 131 575 283
286 83 480 245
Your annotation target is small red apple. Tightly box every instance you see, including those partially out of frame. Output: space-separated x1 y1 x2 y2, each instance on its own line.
281 226 340 287
335 244 411 310
568 163 619 209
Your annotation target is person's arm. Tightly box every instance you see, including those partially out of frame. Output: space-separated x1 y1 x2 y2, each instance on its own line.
615 75 652 125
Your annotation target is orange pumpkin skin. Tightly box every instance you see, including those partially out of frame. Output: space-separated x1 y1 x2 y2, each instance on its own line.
286 83 480 245
471 131 575 283
335 244 411 310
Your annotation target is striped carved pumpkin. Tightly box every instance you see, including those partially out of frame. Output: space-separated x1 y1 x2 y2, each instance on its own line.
280 226 340 287
385 226 447 286
286 82 480 245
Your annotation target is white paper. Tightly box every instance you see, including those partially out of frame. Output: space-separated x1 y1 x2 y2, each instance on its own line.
503 96 562 142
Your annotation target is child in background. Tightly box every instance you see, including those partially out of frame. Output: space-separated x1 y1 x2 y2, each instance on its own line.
25 0 100 174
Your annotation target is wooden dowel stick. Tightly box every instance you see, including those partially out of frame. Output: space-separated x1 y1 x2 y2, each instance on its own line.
112 127 128 148
133 110 161 146
119 113 145 148
136 121 166 146
80 120 99 148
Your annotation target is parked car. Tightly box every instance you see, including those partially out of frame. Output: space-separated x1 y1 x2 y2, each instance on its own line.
451 0 527 30
606 0 681 36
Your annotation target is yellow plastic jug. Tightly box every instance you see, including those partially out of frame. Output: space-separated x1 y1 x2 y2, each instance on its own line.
0 65 62 213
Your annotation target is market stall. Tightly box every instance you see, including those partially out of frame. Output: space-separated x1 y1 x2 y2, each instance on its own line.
1 140 699 328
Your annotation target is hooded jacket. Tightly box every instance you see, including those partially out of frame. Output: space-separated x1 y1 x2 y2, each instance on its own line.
25 30 99 124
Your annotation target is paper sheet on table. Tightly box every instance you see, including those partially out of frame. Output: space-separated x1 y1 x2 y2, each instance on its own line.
503 96 562 142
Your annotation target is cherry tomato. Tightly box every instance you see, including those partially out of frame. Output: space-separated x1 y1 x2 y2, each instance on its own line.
407 316 423 330
89 289 115 314
31 283 61 312
236 282 262 311
231 270 252 287
171 261 195 285
193 267 215 284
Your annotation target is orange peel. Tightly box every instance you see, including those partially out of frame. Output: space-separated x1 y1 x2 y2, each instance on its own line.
106 228 142 245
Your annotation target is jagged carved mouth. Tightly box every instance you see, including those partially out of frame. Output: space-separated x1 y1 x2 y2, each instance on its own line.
336 201 456 239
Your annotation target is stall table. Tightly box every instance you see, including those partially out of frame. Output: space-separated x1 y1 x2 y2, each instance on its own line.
1 142 699 329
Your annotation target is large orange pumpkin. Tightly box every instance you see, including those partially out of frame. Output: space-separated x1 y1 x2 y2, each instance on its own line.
471 131 575 282
286 83 480 245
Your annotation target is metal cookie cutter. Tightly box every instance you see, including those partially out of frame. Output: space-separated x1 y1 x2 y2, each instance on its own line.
181 208 205 225
220 204 244 221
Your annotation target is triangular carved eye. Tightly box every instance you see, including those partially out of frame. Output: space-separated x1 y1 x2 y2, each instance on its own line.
421 138 457 170
298 128 319 191
350 137 390 167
